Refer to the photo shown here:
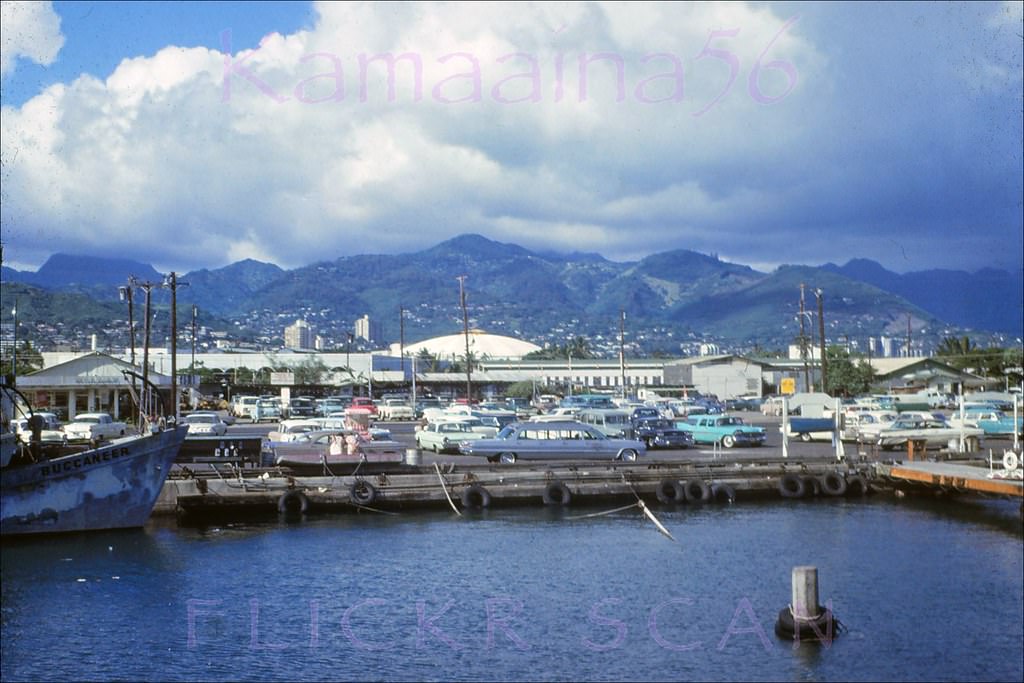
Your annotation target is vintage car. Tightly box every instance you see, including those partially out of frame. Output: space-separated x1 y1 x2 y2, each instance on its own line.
947 409 1023 437
181 412 228 437
877 417 984 450
415 421 491 453
285 396 319 419
844 410 900 442
529 407 580 422
349 397 379 418
13 412 67 445
459 420 647 464
378 399 416 421
677 415 766 448
267 419 323 443
63 412 129 443
252 398 282 423
631 417 694 449
266 429 404 468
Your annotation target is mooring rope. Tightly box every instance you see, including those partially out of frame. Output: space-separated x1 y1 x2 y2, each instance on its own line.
433 462 462 516
621 473 676 542
564 503 639 520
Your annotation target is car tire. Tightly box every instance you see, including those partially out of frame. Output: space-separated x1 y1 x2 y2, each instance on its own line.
799 432 812 442
619 449 638 462
499 452 517 464
722 434 736 448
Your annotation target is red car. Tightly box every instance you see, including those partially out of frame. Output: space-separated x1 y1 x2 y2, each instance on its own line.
350 397 379 416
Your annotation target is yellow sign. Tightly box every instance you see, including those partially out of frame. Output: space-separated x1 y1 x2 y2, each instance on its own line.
780 378 796 395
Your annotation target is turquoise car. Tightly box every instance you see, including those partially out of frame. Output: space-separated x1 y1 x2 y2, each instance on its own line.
677 415 766 448
952 409 1023 437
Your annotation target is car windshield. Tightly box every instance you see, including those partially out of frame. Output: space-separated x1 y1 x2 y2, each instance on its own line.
189 415 216 424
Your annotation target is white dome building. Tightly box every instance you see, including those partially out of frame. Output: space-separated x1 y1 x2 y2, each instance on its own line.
390 330 541 360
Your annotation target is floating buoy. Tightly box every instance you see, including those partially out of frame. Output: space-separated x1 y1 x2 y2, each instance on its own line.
655 479 686 504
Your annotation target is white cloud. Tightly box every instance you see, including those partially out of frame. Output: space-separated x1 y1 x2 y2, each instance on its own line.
0 0 64 77
0 1 1020 275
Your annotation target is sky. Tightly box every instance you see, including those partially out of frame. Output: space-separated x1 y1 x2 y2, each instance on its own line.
1 1 1021 276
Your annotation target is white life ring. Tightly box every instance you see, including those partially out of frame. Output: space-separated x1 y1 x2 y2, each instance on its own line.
1003 451 1020 471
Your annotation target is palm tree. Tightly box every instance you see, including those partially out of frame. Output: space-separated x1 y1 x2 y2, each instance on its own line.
935 336 977 369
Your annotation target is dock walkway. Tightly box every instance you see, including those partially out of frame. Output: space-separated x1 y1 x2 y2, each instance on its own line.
873 460 1023 498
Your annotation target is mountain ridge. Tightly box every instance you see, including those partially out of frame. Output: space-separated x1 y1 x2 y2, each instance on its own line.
3 236 1021 348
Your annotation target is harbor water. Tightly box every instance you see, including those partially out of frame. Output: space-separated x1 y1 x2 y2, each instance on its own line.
2 496 1022 682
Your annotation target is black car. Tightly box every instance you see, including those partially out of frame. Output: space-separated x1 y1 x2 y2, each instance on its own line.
631 417 694 449
287 396 319 418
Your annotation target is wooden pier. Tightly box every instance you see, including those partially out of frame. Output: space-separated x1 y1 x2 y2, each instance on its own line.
873 460 1023 499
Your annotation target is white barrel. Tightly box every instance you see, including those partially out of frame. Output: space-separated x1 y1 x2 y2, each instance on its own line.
405 448 421 466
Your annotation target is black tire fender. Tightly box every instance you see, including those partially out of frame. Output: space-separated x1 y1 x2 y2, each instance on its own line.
278 489 310 516
350 481 377 505
802 476 821 497
655 479 686 504
820 471 847 496
461 483 492 509
683 478 712 503
845 474 870 496
542 481 572 506
711 482 737 503
778 473 806 499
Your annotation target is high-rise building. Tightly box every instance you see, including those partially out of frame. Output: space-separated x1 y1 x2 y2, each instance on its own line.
354 314 382 343
284 319 314 350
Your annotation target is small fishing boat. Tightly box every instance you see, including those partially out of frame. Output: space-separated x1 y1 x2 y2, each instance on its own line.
2 388 187 536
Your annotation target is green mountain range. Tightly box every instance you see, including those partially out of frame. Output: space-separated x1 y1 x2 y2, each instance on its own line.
3 234 1019 353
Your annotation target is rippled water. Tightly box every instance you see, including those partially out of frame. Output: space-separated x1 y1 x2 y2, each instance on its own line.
2 496 1022 682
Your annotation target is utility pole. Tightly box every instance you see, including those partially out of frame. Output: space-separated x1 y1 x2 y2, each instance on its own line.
799 283 810 392
457 275 472 404
399 305 406 374
164 272 189 421
906 312 912 358
619 309 626 398
120 282 137 423
191 304 198 380
816 288 827 393
10 299 17 382
133 279 160 421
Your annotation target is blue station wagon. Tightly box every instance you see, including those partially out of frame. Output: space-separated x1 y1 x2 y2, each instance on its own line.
459 420 647 464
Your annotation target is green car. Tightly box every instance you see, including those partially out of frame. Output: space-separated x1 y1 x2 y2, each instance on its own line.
415 421 490 454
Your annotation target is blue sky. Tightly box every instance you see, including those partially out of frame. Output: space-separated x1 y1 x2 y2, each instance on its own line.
1 1 1021 276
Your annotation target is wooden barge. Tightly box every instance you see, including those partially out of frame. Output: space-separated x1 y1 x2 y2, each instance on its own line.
158 457 875 522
